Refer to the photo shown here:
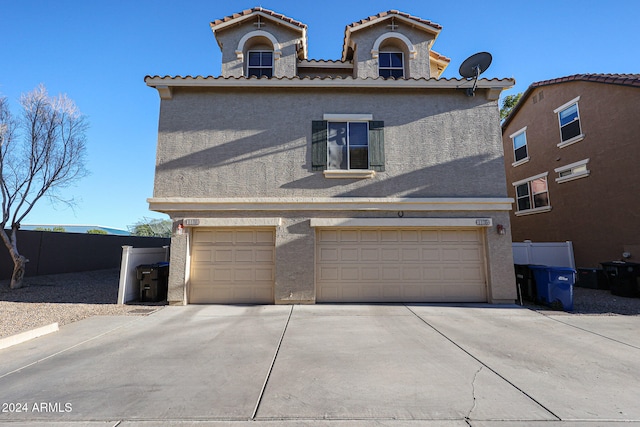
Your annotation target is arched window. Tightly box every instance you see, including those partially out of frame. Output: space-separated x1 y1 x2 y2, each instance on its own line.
371 32 415 79
236 30 280 78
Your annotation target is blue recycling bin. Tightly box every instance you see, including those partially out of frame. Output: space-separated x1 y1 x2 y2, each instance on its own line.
528 265 576 311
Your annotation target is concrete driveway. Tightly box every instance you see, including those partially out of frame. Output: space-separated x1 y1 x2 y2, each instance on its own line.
1 304 639 426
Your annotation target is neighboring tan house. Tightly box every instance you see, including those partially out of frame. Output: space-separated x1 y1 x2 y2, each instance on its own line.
502 74 640 268
145 7 516 305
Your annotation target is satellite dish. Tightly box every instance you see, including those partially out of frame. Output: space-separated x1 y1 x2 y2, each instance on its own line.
459 52 492 96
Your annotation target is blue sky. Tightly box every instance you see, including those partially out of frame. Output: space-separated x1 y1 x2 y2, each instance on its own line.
0 0 638 231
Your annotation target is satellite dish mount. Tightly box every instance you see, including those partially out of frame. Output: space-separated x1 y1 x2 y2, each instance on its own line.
458 52 492 96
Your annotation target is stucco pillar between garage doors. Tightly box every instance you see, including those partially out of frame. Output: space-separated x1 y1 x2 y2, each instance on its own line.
274 217 316 304
484 210 517 303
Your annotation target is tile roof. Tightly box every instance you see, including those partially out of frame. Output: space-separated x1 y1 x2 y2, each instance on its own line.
210 7 307 30
342 10 442 61
502 74 640 129
430 50 451 63
531 73 640 88
346 10 442 31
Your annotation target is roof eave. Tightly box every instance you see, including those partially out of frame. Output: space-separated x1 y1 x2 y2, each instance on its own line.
145 76 514 101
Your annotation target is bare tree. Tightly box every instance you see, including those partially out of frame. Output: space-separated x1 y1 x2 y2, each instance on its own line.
0 85 88 289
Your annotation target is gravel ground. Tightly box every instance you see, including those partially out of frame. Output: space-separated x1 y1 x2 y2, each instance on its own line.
1 270 639 340
0 269 165 339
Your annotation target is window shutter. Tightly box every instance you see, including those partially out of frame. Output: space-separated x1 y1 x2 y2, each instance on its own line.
311 120 328 171
369 121 385 172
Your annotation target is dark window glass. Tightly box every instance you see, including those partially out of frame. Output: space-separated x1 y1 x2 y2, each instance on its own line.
327 121 369 170
561 120 581 141
515 146 527 162
247 51 273 78
379 52 404 79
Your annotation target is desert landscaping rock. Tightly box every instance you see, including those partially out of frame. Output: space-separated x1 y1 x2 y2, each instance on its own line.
0 269 163 339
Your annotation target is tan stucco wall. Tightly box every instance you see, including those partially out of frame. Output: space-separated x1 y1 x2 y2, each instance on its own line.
153 87 507 199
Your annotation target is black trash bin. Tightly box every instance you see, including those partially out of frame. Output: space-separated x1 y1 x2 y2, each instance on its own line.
576 268 608 289
136 262 169 302
514 264 536 301
600 262 640 298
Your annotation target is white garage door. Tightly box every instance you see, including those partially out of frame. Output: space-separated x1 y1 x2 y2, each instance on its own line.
316 228 487 303
190 228 275 304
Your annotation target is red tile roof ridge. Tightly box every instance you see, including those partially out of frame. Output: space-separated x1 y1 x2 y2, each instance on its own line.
346 9 442 30
211 7 307 29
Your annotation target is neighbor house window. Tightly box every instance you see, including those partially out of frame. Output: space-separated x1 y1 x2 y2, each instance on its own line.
510 127 529 166
247 51 273 78
379 52 404 79
555 158 590 183
554 97 584 147
311 115 385 177
513 172 550 215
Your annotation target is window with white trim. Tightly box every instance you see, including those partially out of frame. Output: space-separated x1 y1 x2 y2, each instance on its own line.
327 121 369 169
513 173 550 215
510 127 528 166
379 52 404 79
554 97 583 146
247 50 273 78
555 159 590 183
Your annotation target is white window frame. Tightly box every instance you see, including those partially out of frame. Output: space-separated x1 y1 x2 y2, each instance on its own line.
555 158 590 183
378 51 404 79
323 114 373 175
246 50 274 78
553 96 584 148
510 126 529 167
513 172 551 216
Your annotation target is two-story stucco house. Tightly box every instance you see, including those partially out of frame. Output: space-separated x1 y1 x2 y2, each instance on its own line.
145 8 517 305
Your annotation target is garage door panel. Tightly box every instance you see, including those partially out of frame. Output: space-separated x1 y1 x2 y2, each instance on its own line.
214 230 234 244
461 248 481 262
361 248 379 261
319 248 339 261
341 267 360 280
401 248 420 261
190 228 274 304
316 228 486 303
192 248 213 263
342 248 360 261
361 268 380 280
380 230 399 242
340 230 358 242
402 267 421 280
235 250 254 263
213 249 232 263
442 248 462 261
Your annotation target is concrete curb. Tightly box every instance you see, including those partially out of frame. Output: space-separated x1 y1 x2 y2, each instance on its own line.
0 322 59 350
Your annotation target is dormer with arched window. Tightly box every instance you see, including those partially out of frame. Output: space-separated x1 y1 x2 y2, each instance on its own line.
211 8 307 78
342 11 449 80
